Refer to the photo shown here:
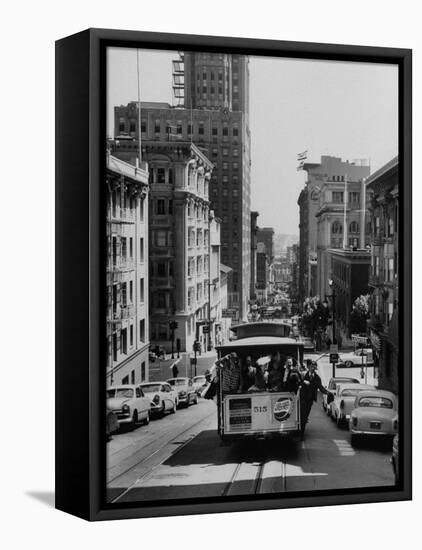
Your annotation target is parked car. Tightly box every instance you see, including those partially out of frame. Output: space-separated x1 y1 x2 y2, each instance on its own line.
337 348 374 368
330 383 376 427
106 385 151 428
140 382 178 416
106 408 119 439
349 389 398 446
322 377 360 415
166 377 198 407
192 375 207 396
391 434 399 484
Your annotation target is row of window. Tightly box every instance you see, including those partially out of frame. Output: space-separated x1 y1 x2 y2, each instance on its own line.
110 190 145 221
111 321 146 362
188 229 209 248
331 191 361 204
187 255 210 277
111 236 145 265
110 278 145 311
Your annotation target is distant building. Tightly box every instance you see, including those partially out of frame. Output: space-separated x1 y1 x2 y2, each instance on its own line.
329 248 371 341
298 155 371 305
366 157 399 393
106 154 149 386
250 211 259 302
257 227 274 262
256 242 268 304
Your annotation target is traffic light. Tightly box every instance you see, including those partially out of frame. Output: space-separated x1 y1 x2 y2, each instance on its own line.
193 340 201 352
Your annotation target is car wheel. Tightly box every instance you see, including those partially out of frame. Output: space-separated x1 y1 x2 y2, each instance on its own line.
345 360 353 368
143 412 150 425
131 410 138 429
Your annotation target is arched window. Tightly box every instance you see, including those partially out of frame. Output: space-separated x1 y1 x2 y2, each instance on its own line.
349 221 359 234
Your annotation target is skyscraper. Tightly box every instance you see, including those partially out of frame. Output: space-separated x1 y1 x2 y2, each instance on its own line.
115 51 251 321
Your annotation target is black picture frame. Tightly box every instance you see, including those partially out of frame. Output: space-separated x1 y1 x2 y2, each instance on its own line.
55 28 412 521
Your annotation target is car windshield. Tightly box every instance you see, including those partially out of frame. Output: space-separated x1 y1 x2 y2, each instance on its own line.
107 388 134 399
168 379 187 386
358 396 393 408
193 376 205 383
141 384 161 393
341 388 362 397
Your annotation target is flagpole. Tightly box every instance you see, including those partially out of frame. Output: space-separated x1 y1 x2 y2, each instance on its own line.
343 174 348 249
136 49 142 165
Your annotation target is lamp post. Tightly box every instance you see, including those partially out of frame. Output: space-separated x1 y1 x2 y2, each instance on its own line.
327 279 338 378
169 320 178 359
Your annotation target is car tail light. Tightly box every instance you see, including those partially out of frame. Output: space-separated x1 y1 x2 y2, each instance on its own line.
153 395 160 404
340 400 345 410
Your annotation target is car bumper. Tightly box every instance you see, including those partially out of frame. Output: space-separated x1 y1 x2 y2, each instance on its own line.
350 428 394 436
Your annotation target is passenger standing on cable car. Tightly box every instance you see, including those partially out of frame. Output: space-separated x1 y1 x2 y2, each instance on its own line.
282 357 302 393
267 351 284 391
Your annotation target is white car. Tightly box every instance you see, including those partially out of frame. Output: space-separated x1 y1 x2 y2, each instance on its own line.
337 348 374 368
322 377 360 415
330 383 376 427
106 385 151 428
349 390 398 446
192 375 207 396
140 382 178 416
167 377 198 407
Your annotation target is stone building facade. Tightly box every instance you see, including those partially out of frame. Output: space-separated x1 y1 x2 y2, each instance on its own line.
366 157 399 393
110 139 214 355
106 154 149 386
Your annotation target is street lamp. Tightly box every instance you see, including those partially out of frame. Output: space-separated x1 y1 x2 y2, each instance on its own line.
169 320 178 359
328 279 337 345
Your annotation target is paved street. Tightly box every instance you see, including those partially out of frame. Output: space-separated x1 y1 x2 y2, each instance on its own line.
107 367 393 503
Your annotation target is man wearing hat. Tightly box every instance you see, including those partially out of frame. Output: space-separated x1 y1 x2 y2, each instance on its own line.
300 361 333 437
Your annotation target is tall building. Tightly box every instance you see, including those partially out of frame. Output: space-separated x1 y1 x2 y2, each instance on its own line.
250 211 259 302
297 156 371 302
110 139 214 354
255 242 268 305
114 51 251 321
106 153 149 386
257 227 274 262
366 157 399 393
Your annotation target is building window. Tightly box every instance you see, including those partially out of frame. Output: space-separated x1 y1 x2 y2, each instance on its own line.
157 262 166 277
129 280 133 302
130 325 133 347
121 328 127 355
140 198 144 222
233 148 239 157
156 231 167 247
156 199 166 215
223 126 228 136
349 192 360 205
212 127 218 136
157 168 166 183
140 237 144 261
198 123 204 135
154 121 160 133
332 192 344 203
140 278 145 302
141 362 146 382
349 221 359 234
113 333 118 362
233 126 239 137
129 119 136 133
141 120 146 133
121 375 129 385
140 319 145 342
187 124 192 135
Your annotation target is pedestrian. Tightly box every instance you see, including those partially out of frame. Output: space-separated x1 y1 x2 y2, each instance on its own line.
300 361 333 437
172 363 179 378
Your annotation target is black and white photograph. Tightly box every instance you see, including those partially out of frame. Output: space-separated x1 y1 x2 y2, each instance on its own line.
105 45 401 505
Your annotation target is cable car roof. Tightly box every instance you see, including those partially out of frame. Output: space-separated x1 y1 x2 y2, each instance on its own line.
216 336 302 350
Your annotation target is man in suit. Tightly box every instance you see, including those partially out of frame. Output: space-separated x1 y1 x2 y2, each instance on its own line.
300 361 333 436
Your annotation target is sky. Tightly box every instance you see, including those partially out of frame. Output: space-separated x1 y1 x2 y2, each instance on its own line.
107 48 398 235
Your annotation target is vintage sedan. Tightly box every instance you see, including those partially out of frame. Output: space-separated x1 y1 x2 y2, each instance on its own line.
106 385 151 428
337 348 374 368
323 377 360 415
166 377 198 407
192 375 207 396
349 389 398 446
330 383 376 427
140 382 178 416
